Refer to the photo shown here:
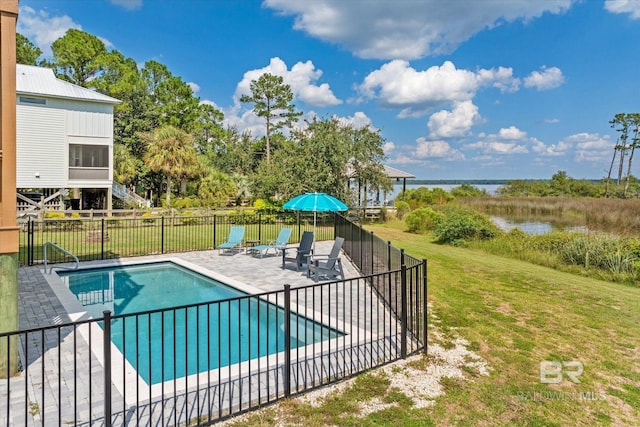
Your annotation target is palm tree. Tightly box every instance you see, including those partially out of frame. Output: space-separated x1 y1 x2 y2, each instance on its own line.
140 125 198 206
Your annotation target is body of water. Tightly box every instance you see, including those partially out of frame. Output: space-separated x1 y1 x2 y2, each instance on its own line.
490 216 588 235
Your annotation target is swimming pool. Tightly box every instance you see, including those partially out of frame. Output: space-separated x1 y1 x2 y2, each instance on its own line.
59 261 342 385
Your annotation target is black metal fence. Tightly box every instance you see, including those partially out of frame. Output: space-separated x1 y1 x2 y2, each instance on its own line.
3 214 427 426
20 212 336 267
336 214 428 359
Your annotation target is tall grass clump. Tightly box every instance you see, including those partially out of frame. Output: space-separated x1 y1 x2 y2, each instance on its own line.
559 234 637 274
469 230 640 284
394 201 411 220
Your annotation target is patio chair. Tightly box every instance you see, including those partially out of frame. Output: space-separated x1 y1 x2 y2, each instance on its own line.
217 225 245 253
250 227 292 257
282 231 314 271
307 237 345 282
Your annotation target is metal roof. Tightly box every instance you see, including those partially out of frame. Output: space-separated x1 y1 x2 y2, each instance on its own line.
346 163 416 179
383 165 416 179
16 64 120 105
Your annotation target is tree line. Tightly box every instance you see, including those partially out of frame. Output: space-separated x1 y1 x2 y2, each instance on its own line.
17 30 389 208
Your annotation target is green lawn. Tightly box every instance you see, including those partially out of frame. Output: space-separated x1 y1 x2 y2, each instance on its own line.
229 221 640 426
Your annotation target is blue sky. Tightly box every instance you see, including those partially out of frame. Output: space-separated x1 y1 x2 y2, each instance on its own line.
16 0 640 180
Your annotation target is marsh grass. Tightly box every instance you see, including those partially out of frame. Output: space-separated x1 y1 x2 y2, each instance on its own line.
464 228 640 284
462 196 640 236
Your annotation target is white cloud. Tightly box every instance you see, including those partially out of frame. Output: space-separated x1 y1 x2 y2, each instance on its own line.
534 138 570 156
465 125 538 155
265 0 576 60
223 105 265 137
524 66 565 91
234 57 341 107
428 100 481 138
415 138 465 160
357 60 519 117
17 6 82 57
334 111 374 129
466 141 529 154
470 154 506 167
605 0 640 19
567 132 614 162
109 0 143 11
383 141 395 154
544 118 560 124
387 153 424 165
477 66 521 93
187 82 200 94
498 126 527 140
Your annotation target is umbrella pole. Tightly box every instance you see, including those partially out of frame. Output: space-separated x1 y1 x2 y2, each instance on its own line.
313 212 317 253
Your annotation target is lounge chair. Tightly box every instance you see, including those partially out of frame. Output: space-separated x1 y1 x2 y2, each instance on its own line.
307 237 345 281
217 226 245 253
250 227 292 257
282 231 314 271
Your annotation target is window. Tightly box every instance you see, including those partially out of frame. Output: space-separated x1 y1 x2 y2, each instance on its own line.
68 144 109 168
19 96 46 105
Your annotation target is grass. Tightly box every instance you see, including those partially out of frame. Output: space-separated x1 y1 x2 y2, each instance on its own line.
367 222 640 425
462 196 640 236
225 220 640 426
19 220 334 265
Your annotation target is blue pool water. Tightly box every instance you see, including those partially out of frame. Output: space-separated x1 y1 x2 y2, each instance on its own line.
59 262 341 385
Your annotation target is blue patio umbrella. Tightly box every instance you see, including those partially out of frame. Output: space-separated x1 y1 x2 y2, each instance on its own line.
283 192 348 249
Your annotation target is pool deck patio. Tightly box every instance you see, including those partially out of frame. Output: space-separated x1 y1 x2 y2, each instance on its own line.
18 241 359 330
7 241 380 426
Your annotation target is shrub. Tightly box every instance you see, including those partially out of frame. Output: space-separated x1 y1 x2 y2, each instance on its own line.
45 212 65 219
405 207 443 234
451 184 488 198
171 196 202 209
378 207 389 222
141 211 155 224
434 206 500 243
181 211 199 225
253 199 270 210
395 201 411 220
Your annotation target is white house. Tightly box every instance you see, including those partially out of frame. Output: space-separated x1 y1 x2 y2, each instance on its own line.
16 64 120 211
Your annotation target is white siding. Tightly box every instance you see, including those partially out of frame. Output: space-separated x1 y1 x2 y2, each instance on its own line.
16 99 114 189
51 98 114 138
16 103 66 187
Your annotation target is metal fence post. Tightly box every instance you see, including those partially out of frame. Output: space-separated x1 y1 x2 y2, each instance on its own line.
213 215 217 248
101 218 105 260
283 284 291 397
359 226 363 270
370 231 374 276
103 310 112 427
423 259 428 355
400 263 407 359
387 241 392 272
258 213 262 242
28 218 34 266
333 212 337 240
161 216 165 254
